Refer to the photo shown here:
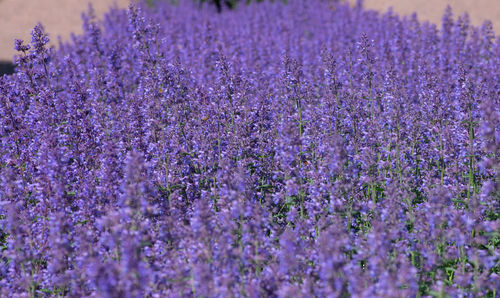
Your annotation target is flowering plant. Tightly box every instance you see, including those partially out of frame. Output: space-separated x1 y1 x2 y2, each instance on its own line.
0 0 498 296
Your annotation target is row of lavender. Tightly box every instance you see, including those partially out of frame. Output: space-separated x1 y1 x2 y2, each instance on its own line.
0 0 498 296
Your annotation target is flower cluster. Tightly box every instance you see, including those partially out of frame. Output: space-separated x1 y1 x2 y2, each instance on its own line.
0 0 498 296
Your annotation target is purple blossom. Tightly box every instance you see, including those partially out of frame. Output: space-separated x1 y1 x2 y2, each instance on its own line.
0 0 498 296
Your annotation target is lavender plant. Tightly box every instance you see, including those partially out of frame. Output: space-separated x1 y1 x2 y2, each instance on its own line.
0 0 498 296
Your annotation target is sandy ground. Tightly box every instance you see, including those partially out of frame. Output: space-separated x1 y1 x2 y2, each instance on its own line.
0 0 130 61
359 0 500 32
0 0 499 61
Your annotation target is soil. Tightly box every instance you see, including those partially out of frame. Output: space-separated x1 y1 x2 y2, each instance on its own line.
0 0 499 61
0 0 130 61
359 0 500 32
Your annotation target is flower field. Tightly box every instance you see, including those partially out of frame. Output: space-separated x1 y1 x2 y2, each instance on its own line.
0 0 498 296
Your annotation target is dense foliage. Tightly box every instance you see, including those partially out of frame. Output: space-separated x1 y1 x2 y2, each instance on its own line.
0 0 499 296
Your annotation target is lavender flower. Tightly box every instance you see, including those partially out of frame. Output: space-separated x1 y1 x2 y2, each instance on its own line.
0 0 498 296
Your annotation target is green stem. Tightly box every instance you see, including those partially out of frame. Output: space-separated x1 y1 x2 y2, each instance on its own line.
466 109 475 207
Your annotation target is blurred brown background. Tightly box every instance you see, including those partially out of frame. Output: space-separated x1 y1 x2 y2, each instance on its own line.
358 0 500 32
0 0 130 62
0 0 499 62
